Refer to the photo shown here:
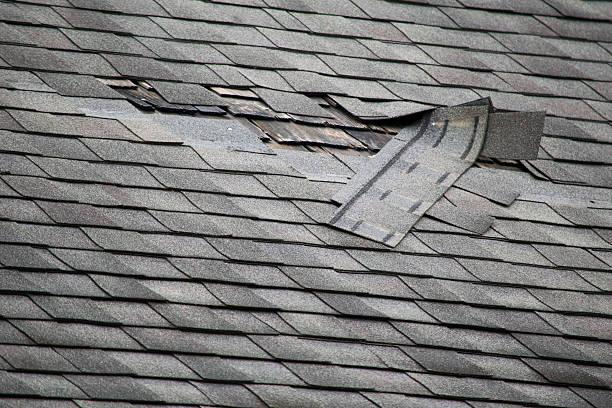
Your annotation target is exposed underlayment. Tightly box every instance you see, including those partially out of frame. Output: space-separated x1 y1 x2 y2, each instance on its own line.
0 0 611 407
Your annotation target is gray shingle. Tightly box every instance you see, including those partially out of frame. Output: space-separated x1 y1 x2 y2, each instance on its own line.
195 384 266 407
443 7 555 35
538 16 612 42
186 193 310 222
249 384 376 408
0 345 77 372
421 65 513 91
145 279 223 305
66 375 208 403
0 111 24 132
0 244 68 270
459 258 596 290
255 174 341 201
481 111 545 160
0 153 46 177
403 346 543 381
9 110 138 140
124 327 267 358
41 201 167 231
37 72 122 99
534 244 609 269
395 23 506 51
44 49 119 77
538 313 612 340
137 36 230 64
148 81 224 105
208 237 364 269
89 275 164 301
238 68 294 91
255 88 333 117
321 54 435 84
524 358 610 387
55 7 168 37
395 322 533 356
2 372 87 398
153 17 274 46
13 320 140 349
459 0 559 14
293 12 407 41
2 22 75 49
499 73 601 100
0 44 69 72
259 28 376 58
0 130 99 160
354 0 456 26
171 257 296 287
512 54 612 81
516 333 612 363
330 96 432 119
51 248 183 278
155 303 271 333
382 82 480 106
102 54 178 80
158 0 280 27
215 44 332 71
415 373 592 407
61 28 153 56
263 0 367 17
286 363 429 393
349 250 475 280
180 355 304 384
0 69 54 92
0 294 48 319
359 39 435 64
68 0 169 16
573 388 612 408
364 393 470 408
59 349 197 379
30 157 162 187
18 271 106 297
419 301 557 334
280 312 410 344
251 335 389 368
0 320 32 344
320 292 435 321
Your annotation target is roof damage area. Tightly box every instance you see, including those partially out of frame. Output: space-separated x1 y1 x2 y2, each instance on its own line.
0 0 611 407
329 99 545 246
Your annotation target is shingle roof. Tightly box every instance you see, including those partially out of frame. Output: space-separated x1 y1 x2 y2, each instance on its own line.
0 0 611 407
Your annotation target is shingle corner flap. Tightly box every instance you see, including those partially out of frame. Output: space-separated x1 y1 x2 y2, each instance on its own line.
327 99 545 246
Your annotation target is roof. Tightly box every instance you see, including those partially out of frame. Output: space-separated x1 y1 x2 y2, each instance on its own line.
0 0 611 407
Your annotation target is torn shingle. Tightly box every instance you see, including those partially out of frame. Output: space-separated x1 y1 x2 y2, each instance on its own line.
328 101 490 246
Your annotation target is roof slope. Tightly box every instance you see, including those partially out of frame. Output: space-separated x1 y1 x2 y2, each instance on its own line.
0 0 611 407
